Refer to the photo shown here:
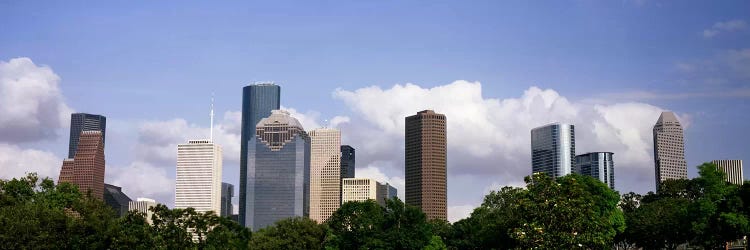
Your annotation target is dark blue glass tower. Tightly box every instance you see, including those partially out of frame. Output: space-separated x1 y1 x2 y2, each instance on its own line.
239 84 280 227
68 113 106 158
340 145 355 178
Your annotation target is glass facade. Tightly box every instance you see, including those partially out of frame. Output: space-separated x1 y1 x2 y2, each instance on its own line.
221 182 234 217
68 113 106 159
531 123 576 178
340 145 355 178
239 84 280 227
245 110 309 231
575 152 615 189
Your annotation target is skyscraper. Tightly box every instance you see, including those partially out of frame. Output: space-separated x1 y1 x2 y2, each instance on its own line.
221 182 234 217
245 110 310 230
104 183 132 217
175 140 223 214
653 111 687 190
340 145 355 178
68 113 106 159
405 110 447 220
129 198 157 224
58 131 106 199
531 123 576 178
711 160 744 185
376 182 398 205
309 128 341 223
575 152 615 189
240 83 280 227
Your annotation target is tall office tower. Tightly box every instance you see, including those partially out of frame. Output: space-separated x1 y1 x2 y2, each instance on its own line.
575 152 615 189
239 83 280 227
175 140 223 213
58 131 106 199
104 184 132 217
341 178 380 205
711 160 744 185
309 128 342 223
531 123 576 178
340 145 355 178
246 110 310 230
221 182 234 217
129 198 157 224
653 111 687 190
68 113 106 159
405 110 447 220
377 182 398 204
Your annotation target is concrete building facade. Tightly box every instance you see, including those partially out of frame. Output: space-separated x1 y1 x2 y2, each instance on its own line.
653 112 687 190
711 160 744 185
175 140 223 214
129 198 157 224
405 110 447 220
309 128 342 223
58 131 106 199
531 123 576 179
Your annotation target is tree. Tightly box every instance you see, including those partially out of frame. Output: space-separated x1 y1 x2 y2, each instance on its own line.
627 197 691 250
249 217 326 250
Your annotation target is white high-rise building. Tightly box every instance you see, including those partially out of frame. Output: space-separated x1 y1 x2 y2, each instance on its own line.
711 160 744 185
128 198 157 224
175 140 223 214
653 112 687 190
308 128 341 223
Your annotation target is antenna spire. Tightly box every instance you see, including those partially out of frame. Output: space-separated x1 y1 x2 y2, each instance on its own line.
210 93 215 141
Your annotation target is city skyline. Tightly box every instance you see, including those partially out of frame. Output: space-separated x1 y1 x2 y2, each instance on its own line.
1 1 749 223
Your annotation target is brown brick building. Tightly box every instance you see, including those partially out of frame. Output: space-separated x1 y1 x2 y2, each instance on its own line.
405 110 447 220
59 131 105 199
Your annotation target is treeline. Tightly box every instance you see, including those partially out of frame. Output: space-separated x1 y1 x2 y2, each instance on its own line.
1 163 748 249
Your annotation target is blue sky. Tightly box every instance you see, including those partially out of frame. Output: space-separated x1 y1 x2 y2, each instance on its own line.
1 0 748 221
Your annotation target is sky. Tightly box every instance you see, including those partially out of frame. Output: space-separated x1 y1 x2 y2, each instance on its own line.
1 0 749 222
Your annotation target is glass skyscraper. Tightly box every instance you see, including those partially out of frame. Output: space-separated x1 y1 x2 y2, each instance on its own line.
531 123 576 178
575 152 615 189
221 182 234 217
245 110 310 231
68 113 106 159
239 83 280 227
340 145 355 178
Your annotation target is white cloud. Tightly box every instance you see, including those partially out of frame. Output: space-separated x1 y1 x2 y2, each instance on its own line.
0 57 73 143
282 106 322 130
448 205 476 223
335 81 677 196
136 112 241 167
0 143 62 181
107 161 174 206
703 19 747 38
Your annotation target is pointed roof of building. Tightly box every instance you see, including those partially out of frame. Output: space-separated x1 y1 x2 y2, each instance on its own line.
257 110 304 130
656 111 680 124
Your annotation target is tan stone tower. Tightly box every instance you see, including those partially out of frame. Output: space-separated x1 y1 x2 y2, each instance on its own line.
653 111 687 190
58 131 105 199
309 128 341 223
405 110 447 220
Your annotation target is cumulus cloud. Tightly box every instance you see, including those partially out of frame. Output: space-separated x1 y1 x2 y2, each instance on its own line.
356 164 406 199
335 81 677 196
0 143 62 180
0 57 73 143
107 161 174 206
703 19 747 38
136 112 241 167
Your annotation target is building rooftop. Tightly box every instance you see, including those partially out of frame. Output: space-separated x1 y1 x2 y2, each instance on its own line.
656 111 680 124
